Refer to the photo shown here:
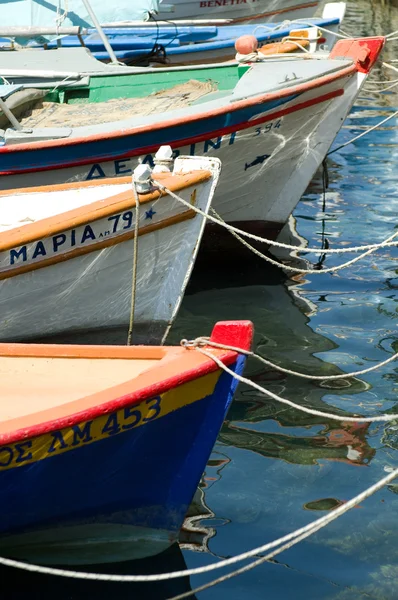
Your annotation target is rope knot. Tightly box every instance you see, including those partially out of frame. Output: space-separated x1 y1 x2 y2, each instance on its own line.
180 336 210 349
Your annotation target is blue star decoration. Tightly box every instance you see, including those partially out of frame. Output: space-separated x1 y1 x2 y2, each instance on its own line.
145 207 156 220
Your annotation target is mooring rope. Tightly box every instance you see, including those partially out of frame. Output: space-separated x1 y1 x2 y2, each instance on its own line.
168 465 398 600
0 464 397 584
252 20 351 40
156 183 398 255
327 108 398 156
126 182 140 346
182 337 398 382
208 207 397 276
185 344 398 424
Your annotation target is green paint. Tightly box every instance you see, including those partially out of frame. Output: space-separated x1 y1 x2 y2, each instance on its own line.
44 65 245 105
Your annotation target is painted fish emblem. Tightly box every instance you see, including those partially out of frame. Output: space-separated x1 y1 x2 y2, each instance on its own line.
244 154 270 171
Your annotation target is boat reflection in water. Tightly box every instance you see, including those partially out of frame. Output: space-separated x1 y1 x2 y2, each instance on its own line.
171 254 376 475
0 542 197 600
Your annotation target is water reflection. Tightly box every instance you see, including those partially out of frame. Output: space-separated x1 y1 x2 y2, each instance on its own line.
172 257 376 474
0 543 197 600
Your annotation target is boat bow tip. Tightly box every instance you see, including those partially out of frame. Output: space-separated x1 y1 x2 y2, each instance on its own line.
329 36 386 74
210 320 253 352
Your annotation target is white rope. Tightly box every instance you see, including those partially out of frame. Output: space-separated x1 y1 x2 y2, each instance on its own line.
183 337 398 381
382 62 398 74
126 182 140 346
189 346 398 424
253 19 350 39
169 466 398 600
1 466 397 584
363 81 398 93
327 108 398 155
208 207 398 276
156 183 398 255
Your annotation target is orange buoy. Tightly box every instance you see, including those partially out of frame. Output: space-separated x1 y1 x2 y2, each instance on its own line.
235 35 258 55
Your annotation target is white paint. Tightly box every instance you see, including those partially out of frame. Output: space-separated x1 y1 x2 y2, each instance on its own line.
159 0 319 22
0 156 221 342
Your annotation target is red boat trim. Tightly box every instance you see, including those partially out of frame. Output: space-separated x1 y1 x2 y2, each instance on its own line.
0 321 253 446
0 86 347 177
0 62 357 157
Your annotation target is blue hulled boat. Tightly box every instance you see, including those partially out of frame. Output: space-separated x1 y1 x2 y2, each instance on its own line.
0 321 252 564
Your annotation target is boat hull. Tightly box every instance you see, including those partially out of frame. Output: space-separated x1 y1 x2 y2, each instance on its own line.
0 69 363 246
0 160 219 342
0 355 245 564
158 0 320 23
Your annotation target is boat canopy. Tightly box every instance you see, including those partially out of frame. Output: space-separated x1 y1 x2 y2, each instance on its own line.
0 0 161 43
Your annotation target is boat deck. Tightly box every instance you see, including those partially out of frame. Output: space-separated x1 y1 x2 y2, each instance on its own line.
19 79 217 128
0 356 158 421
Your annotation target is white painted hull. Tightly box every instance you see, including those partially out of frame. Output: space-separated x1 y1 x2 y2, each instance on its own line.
4 71 364 241
0 158 220 342
159 0 319 23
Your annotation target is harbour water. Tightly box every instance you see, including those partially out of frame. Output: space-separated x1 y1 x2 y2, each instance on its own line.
2 0 398 597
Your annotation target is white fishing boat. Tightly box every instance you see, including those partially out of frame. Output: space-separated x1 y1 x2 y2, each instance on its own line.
0 37 385 248
0 150 221 342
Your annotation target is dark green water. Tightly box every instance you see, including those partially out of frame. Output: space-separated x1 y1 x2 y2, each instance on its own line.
2 1 398 597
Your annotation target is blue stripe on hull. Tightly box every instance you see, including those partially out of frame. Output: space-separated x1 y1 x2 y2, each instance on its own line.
0 356 245 553
0 96 297 175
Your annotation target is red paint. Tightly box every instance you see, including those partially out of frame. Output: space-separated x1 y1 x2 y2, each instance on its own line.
0 321 253 447
329 37 385 74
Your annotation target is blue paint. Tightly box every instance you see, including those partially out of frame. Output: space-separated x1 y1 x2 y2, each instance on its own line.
0 95 295 178
145 208 156 220
0 356 245 544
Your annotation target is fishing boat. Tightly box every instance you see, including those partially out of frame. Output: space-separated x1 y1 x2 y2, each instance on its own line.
0 320 252 564
0 37 384 248
10 3 345 66
0 149 220 342
159 0 322 23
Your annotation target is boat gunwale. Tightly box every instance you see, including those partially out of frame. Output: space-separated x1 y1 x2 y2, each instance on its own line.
0 321 253 446
0 170 211 252
0 59 359 154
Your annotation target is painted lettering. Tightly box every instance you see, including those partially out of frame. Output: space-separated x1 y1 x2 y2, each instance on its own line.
122 406 141 430
143 396 162 423
86 164 106 180
53 233 67 253
47 430 69 453
71 229 76 247
204 137 222 153
32 241 47 260
14 441 33 464
141 154 154 168
81 225 96 243
101 413 121 436
72 421 94 446
10 246 27 265
115 159 132 175
122 211 133 229
108 214 121 233
0 447 13 467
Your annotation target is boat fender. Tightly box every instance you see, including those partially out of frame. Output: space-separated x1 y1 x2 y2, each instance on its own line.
153 144 174 173
133 163 153 194
235 35 258 56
